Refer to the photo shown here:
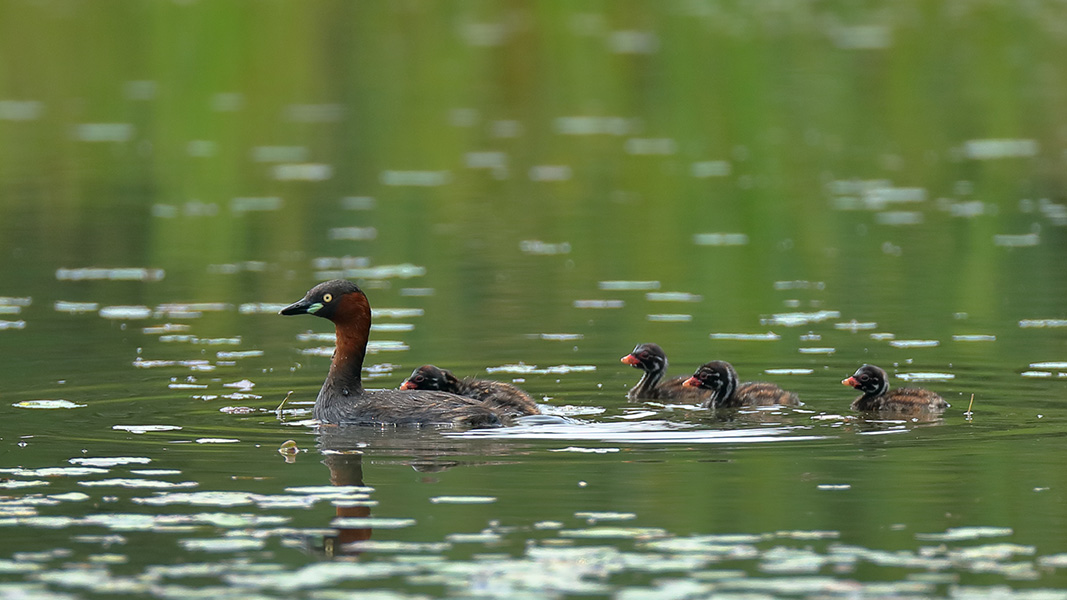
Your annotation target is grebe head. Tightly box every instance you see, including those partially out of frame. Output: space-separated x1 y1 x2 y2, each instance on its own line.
280 279 364 321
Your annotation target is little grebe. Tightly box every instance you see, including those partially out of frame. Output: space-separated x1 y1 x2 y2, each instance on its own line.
400 364 540 418
683 360 800 408
621 343 709 402
280 280 503 427
842 364 948 412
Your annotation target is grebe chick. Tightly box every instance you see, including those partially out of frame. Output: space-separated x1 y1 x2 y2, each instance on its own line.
621 343 710 402
401 365 540 418
683 360 800 408
842 364 948 413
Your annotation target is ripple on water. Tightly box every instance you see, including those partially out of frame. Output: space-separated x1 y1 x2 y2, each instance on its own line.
111 425 182 434
372 308 425 318
575 512 636 522
765 369 814 375
222 561 423 591
549 446 620 453
330 517 415 529
647 314 692 322
559 526 668 539
915 527 1013 541
693 232 749 246
888 339 940 348
954 334 996 342
12 400 86 409
1030 362 1067 369
534 333 584 341
99 306 153 320
70 457 151 467
1019 319 1067 328
430 496 497 504
0 467 107 477
78 479 199 489
54 301 99 314
450 421 825 445
573 299 625 309
709 332 780 341
599 280 660 291
486 363 596 375
179 538 265 552
56 267 164 281
896 372 955 382
761 311 840 327
836 320 878 331
646 292 703 302
237 303 289 314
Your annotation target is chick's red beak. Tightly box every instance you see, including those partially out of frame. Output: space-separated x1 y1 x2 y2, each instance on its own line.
400 381 416 390
682 376 700 388
842 376 858 388
621 354 641 366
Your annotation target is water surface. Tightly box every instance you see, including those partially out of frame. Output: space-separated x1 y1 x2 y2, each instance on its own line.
2 1 1067 598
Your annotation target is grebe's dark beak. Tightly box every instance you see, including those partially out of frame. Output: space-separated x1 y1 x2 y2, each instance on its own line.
280 297 321 316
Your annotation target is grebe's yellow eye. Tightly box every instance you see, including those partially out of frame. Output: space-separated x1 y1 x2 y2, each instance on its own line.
323 293 333 303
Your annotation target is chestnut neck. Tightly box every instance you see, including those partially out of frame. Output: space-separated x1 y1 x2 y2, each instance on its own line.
326 293 372 394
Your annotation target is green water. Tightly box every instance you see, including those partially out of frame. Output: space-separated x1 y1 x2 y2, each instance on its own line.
3 1 1067 598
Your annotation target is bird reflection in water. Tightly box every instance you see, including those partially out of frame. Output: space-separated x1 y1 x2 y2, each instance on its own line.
304 426 513 558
